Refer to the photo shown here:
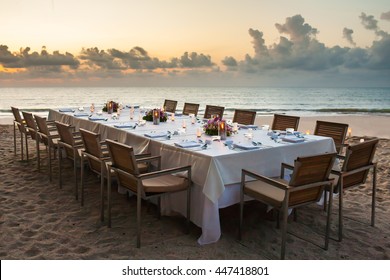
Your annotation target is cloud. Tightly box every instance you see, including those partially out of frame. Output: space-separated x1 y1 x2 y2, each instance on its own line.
228 13 390 77
274 14 318 43
1 12 390 87
178 52 214 68
381 11 390 21
221 56 238 70
343 28 356 46
241 15 348 71
0 45 79 69
359 12 388 37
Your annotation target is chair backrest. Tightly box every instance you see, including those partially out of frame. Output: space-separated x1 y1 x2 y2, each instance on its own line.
34 115 51 146
55 121 78 159
204 105 225 119
271 114 300 131
288 152 336 206
233 109 256 125
314 121 349 153
163 99 178 113
182 102 200 116
79 128 105 174
341 138 379 189
21 111 38 140
106 139 140 192
11 107 23 123
11 107 27 133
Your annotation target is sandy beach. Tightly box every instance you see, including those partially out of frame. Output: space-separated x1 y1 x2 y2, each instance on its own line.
0 115 389 260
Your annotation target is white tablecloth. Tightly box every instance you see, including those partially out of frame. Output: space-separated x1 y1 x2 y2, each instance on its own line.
49 108 336 244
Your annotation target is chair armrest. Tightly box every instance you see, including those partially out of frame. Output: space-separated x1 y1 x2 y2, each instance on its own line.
138 165 191 180
242 169 289 191
135 153 152 159
136 155 161 169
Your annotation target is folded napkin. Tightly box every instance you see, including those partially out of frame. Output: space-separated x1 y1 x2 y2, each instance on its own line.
282 136 305 143
88 116 107 121
144 132 168 138
233 143 260 150
174 141 201 148
114 123 136 128
239 124 258 129
59 108 75 112
74 113 89 117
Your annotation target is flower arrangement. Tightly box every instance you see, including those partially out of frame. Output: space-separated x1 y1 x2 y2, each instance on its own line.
102 101 119 112
204 116 232 136
143 109 168 122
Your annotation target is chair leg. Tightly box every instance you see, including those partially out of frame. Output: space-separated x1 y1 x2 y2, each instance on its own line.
281 204 289 260
100 162 104 222
58 146 62 189
74 151 78 200
371 165 377 227
36 137 41 171
13 123 16 156
80 155 85 206
136 191 142 248
48 142 52 182
25 132 29 161
20 131 24 161
107 169 112 228
338 179 344 242
325 185 333 250
238 184 245 240
323 190 328 212
186 184 191 234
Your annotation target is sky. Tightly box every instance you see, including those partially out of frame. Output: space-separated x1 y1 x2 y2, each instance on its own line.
0 0 389 87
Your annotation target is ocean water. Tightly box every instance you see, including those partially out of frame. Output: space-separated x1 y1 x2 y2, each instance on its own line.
1 87 389 119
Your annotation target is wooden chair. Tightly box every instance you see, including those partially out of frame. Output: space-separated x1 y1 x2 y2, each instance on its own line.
271 114 300 131
21 111 41 163
55 121 84 200
329 138 379 242
163 99 178 113
34 115 60 182
11 107 29 160
314 121 349 154
233 109 256 125
182 102 200 116
106 139 192 248
79 129 150 221
239 152 336 259
79 128 113 221
204 105 225 119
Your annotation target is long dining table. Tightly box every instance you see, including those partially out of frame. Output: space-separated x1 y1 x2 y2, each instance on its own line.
48 108 336 245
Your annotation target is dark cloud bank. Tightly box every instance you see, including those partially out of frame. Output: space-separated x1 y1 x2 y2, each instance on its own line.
1 12 390 86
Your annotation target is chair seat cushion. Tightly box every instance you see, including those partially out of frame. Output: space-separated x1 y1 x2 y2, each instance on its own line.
244 178 288 208
142 175 188 193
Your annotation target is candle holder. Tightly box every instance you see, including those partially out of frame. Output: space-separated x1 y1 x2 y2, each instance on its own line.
196 127 202 137
107 101 113 114
232 122 238 133
218 120 227 140
153 109 160 125
130 106 134 120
